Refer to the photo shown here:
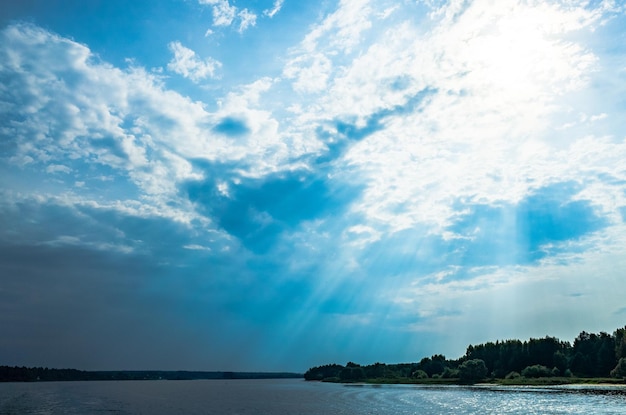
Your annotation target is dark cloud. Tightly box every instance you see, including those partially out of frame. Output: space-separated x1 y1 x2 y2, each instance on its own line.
0 197 317 370
0 242 289 371
0 242 166 369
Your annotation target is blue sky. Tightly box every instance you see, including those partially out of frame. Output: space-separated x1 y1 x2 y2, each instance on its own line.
1 0 626 372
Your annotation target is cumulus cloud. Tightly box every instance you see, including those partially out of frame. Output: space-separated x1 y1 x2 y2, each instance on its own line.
0 23 297 232
167 41 221 82
294 0 625 237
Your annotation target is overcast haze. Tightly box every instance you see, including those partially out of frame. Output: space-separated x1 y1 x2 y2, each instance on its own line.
1 0 626 372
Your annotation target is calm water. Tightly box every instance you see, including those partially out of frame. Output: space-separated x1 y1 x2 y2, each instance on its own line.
1 379 625 414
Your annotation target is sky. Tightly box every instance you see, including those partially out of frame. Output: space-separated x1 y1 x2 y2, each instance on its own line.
1 0 626 372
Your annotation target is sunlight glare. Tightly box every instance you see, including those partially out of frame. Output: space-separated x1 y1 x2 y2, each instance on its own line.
467 9 565 97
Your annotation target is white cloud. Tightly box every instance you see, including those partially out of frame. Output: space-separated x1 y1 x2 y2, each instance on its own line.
42 234 135 254
6 1 623 249
46 164 72 174
167 41 221 82
237 9 257 33
214 1 237 26
283 53 332 94
199 0 257 33
283 0 374 94
0 23 303 229
9 155 34 167
3 1 625 254
263 0 284 18
300 0 624 236
201 0 237 26
378 6 398 19
183 244 212 251
301 0 373 54
343 225 381 247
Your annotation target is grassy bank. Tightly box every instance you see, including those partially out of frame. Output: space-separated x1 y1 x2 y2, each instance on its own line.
492 377 625 386
321 376 626 386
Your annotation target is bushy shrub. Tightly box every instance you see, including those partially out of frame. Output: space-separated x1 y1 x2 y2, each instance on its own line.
441 367 459 378
412 369 428 379
521 365 553 378
563 369 573 377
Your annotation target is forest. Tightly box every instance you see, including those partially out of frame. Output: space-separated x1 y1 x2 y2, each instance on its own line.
304 326 626 383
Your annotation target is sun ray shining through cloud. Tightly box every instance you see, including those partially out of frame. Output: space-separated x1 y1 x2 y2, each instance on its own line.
1 0 626 372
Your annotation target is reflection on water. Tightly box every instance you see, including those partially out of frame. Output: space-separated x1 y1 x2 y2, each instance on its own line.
1 379 625 415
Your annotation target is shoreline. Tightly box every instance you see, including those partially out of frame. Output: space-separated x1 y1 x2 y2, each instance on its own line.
318 377 626 387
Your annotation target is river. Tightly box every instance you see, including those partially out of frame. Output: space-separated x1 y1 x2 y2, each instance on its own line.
1 379 625 414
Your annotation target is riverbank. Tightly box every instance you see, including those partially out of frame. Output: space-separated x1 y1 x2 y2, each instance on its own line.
320 376 626 386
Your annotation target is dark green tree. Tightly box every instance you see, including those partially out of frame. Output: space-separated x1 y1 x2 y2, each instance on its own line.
458 359 488 381
304 364 344 381
364 362 387 379
614 327 626 361
521 364 553 378
417 354 446 377
610 358 626 379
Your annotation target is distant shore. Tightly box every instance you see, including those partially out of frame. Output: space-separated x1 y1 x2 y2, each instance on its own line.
0 366 303 382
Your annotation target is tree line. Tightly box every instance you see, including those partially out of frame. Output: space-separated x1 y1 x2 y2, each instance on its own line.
304 325 626 382
0 367 302 382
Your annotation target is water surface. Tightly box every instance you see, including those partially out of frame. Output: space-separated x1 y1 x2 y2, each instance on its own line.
1 379 625 414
